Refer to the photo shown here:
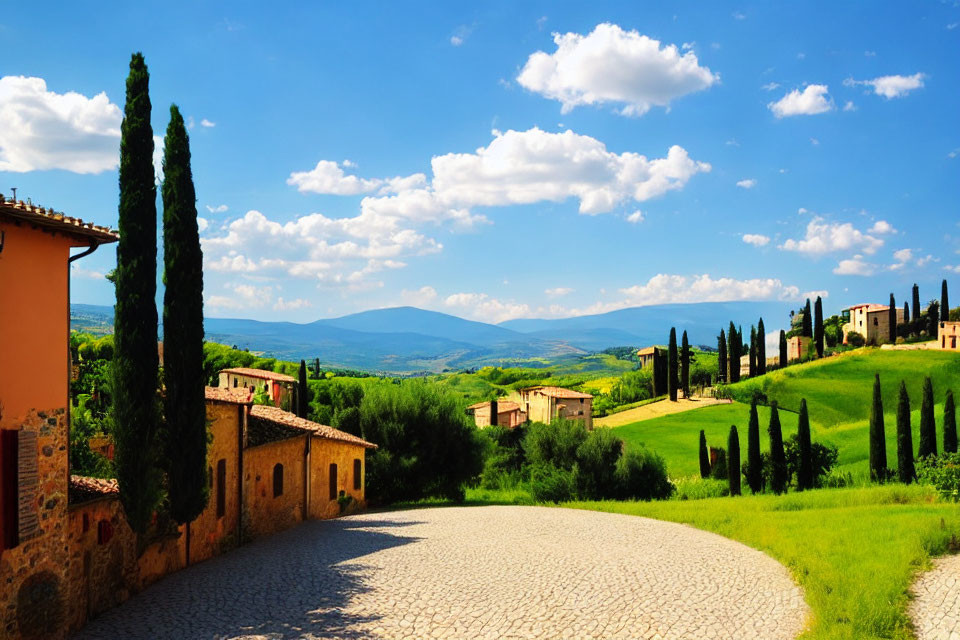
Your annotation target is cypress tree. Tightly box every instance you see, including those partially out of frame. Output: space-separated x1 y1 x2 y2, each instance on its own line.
746 399 763 493
943 280 950 324
749 326 757 377
943 390 957 454
668 328 678 402
768 401 788 494
796 399 813 490
489 398 498 427
161 104 207 528
728 321 740 383
779 330 788 368
928 302 940 338
888 294 897 344
918 376 937 458
681 330 691 398
814 296 824 357
896 381 915 484
728 425 741 496
903 301 910 330
912 283 920 323
699 430 710 479
297 360 309 418
112 53 161 535
802 298 813 338
718 329 727 384
757 318 767 375
313 357 320 379
869 374 888 482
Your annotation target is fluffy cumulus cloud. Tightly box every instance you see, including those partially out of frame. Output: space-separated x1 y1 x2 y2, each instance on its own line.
0 75 122 173
207 283 275 311
736 178 757 189
890 248 936 271
400 286 438 306
516 23 718 116
768 85 833 118
780 217 887 255
273 297 312 311
742 233 770 247
626 210 645 223
286 160 426 195
833 255 876 276
869 220 896 235
444 292 531 324
844 73 925 99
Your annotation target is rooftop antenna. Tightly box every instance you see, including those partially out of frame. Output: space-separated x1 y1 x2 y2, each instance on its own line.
10 187 16 202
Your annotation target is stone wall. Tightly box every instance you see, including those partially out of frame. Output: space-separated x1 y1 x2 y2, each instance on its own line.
243 436 307 540
309 438 367 520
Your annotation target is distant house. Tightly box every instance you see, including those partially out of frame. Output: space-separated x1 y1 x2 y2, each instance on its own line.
219 367 297 409
842 304 903 345
467 401 526 428
637 347 658 368
939 321 960 351
508 386 594 430
740 355 751 378
787 335 810 362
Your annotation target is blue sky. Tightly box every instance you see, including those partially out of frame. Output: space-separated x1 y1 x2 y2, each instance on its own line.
2 1 957 326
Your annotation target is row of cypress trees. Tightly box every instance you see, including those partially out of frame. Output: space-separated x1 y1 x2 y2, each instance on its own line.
667 328 694 401
718 318 772 384
869 374 958 482
112 53 207 542
890 281 949 342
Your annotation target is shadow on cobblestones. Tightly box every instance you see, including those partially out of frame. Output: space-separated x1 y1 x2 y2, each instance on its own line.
72 518 424 640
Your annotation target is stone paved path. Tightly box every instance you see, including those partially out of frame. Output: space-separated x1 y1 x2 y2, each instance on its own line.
73 506 808 639
911 554 960 640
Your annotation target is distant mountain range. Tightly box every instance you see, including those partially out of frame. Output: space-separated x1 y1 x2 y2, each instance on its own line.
71 301 793 373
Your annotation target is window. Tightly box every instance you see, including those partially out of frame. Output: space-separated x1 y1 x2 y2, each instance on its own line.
1 429 18 551
216 459 226 518
273 463 284 497
329 463 338 500
233 377 238 388
952 337 957 349
873 317 878 326
353 459 362 490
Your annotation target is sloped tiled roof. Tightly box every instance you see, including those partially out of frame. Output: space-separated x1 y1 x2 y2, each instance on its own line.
524 386 593 399
220 367 296 383
249 405 377 449
205 386 254 404
0 198 118 243
467 400 521 413
69 475 119 504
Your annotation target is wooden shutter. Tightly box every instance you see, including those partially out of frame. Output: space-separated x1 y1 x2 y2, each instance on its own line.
216 459 226 518
1 429 18 550
353 459 361 490
329 463 338 500
17 430 39 541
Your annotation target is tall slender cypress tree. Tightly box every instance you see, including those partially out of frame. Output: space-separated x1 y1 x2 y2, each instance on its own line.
903 301 910 330
728 321 740 383
746 399 762 493
896 381 915 484
718 329 727 384
943 390 957 454
912 283 921 323
779 330 788 368
796 399 814 490
757 318 767 375
161 104 207 528
668 328 678 402
928 302 940 338
699 430 710 479
749 326 757 377
681 330 691 398
113 53 160 536
918 376 937 458
313 357 320 378
297 360 309 418
888 294 897 344
768 402 788 494
802 298 813 338
814 296 824 357
943 280 950 324
869 374 888 482
728 425 741 496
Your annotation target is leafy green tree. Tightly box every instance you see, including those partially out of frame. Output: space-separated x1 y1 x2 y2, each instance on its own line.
912 283 921 323
746 398 763 493
728 425 741 496
942 280 950 327
680 330 691 398
717 329 727 384
918 376 938 458
161 104 208 528
796 399 813 490
297 360 309 417
896 381 915 483
112 53 161 535
699 430 710 479
768 402 788 494
888 294 897 344
802 298 813 338
869 374 888 481
779 330 787 369
757 318 766 375
944 390 958 455
814 296 824 357
668 328 678 402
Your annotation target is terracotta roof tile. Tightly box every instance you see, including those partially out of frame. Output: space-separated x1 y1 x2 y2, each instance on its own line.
467 400 521 413
249 405 377 448
220 367 296 383
523 386 593 399
0 199 118 243
69 475 119 504
205 386 254 404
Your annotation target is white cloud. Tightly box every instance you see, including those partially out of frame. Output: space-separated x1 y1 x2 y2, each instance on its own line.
516 23 718 116
742 233 770 247
869 220 896 235
892 248 937 270
444 292 531 323
843 101 857 112
768 84 833 118
893 248 913 263
810 138 820 146
844 73 925 99
762 82 780 91
545 287 574 297
945 265 960 274
287 160 387 195
450 36 464 46
207 283 274 311
200 118 216 128
865 50 877 57
450 25 472 47
626 210 645 224
681 42 695 51
736 178 757 189
780 217 885 255
949 148 959 159
802 289 829 301
732 11 746 20
833 255 876 276
400 286 438 306
273 297 312 311
70 265 106 280
197 217 209 232
0 75 122 173
206 204 229 213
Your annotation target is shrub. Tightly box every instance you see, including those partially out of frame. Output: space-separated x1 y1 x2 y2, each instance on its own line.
524 419 587 471
673 477 729 500
613 448 674 501
846 331 866 348
529 464 575 503
573 428 622 500
710 447 728 480
784 435 838 488
916 453 960 502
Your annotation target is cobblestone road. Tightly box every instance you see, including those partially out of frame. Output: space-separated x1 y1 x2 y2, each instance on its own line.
911 554 960 640
74 506 808 639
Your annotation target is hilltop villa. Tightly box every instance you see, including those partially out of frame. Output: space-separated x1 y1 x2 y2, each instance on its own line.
939 321 960 351
842 303 904 345
219 367 297 408
787 335 810 362
467 401 526 428
509 386 594 430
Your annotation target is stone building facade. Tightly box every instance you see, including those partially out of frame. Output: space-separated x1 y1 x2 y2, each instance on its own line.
507 386 594 430
787 336 810 362
218 367 296 409
466 401 526 428
939 321 960 351
842 303 904 345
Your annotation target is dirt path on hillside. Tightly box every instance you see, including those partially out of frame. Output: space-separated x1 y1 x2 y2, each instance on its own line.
595 397 732 428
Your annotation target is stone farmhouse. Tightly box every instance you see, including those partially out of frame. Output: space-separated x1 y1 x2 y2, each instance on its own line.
842 303 904 345
220 367 297 409
787 335 810 362
0 199 376 640
637 346 658 368
939 321 960 351
467 400 526 428
508 386 594 430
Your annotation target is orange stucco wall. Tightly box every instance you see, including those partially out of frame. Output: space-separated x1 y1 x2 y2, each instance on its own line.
309 438 367 519
242 436 307 539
